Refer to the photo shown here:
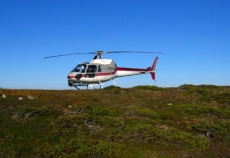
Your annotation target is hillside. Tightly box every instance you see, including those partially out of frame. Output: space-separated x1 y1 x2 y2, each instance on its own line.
0 85 230 158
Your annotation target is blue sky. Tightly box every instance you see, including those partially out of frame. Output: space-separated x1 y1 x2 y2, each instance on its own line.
0 0 230 89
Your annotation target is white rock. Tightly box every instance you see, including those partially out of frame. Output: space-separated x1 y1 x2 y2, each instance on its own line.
27 95 35 100
18 97 23 100
2 94 6 98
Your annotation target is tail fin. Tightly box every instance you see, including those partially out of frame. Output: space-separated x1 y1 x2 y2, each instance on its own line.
150 57 158 80
151 73 156 80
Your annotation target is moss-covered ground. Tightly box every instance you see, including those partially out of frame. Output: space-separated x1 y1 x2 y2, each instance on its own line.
0 85 230 157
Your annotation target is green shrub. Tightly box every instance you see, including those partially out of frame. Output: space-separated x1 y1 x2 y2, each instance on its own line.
89 107 115 116
187 121 230 142
212 92 230 104
132 85 163 91
104 85 122 93
123 122 209 149
175 105 230 118
135 108 157 118
179 84 197 92
12 107 60 120
40 139 130 158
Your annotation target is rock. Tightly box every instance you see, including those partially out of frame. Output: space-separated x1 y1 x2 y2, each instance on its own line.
156 124 168 130
78 108 84 113
27 95 35 100
168 103 173 105
2 94 6 98
18 97 23 100
207 131 214 138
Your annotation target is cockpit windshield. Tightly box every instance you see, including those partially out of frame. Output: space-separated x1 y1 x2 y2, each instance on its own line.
71 64 86 73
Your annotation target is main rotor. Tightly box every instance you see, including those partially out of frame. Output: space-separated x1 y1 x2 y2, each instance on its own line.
44 50 162 60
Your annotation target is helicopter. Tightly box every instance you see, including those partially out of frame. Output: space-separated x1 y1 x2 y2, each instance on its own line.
45 50 160 89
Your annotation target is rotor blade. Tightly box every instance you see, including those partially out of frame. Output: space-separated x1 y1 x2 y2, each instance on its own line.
108 51 162 54
44 50 162 59
44 52 94 59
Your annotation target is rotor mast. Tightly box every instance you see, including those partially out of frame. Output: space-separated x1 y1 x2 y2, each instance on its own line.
93 50 108 59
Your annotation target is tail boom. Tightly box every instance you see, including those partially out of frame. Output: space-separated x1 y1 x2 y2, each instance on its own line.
115 57 158 80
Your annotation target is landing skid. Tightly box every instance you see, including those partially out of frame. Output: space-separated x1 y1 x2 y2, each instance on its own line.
73 82 104 90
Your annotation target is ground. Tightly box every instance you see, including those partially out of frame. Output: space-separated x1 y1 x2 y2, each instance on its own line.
0 85 230 157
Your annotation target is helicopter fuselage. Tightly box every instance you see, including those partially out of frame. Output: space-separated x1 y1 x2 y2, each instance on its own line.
67 57 158 89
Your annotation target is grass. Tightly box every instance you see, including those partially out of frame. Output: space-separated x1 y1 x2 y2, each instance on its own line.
0 85 230 157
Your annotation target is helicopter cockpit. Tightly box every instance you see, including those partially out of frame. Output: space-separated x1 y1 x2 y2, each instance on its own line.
71 64 87 73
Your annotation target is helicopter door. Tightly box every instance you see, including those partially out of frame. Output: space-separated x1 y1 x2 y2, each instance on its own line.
86 65 97 78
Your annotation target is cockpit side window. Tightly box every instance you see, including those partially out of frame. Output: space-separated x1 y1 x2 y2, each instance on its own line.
71 64 86 73
86 65 97 73
98 65 102 72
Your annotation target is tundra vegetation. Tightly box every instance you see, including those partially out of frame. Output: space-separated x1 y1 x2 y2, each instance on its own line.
0 85 230 157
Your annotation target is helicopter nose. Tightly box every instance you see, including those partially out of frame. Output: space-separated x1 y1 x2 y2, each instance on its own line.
68 75 75 79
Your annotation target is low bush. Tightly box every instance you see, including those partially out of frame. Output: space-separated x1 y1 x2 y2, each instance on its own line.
132 85 163 91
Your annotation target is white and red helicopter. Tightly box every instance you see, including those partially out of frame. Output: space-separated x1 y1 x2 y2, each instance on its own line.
45 51 160 89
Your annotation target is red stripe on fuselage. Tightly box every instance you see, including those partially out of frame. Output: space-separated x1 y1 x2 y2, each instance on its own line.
71 67 148 79
116 67 147 72
68 75 75 79
94 67 148 77
95 72 115 76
